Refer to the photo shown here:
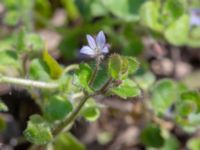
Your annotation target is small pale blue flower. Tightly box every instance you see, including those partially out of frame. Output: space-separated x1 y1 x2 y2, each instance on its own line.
190 8 200 26
80 31 109 58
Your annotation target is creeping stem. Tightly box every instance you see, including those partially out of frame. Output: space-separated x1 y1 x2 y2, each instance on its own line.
0 75 58 89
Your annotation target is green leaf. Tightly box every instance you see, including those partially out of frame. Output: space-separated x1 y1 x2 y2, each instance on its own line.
35 0 52 18
44 96 72 121
24 115 53 145
108 54 130 80
151 79 177 115
110 79 141 99
162 0 185 24
91 64 109 90
162 135 180 150
187 27 200 48
25 33 44 51
120 57 129 79
0 100 8 112
180 91 200 112
175 91 200 130
0 50 18 65
81 99 100 122
108 54 123 79
15 29 26 52
177 101 196 117
140 1 163 32
54 133 85 150
102 0 145 22
76 63 92 91
164 15 189 46
59 33 78 60
0 50 19 75
61 0 80 21
2 0 34 29
187 138 200 150
43 50 63 79
97 131 113 145
140 124 164 148
3 10 20 26
75 0 108 20
29 58 50 81
126 57 139 75
135 71 156 90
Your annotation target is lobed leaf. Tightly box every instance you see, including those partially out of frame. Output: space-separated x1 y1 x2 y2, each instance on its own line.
108 54 122 79
164 15 189 46
24 115 53 145
80 99 100 122
76 63 92 92
110 79 141 99
151 79 177 115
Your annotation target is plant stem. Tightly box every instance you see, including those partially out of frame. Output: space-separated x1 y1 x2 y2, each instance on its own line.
88 58 101 85
63 64 79 74
0 75 58 90
53 92 90 137
98 78 113 94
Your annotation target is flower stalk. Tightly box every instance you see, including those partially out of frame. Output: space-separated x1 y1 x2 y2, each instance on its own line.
53 92 91 137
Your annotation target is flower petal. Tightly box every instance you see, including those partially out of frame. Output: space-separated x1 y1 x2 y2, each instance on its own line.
96 31 106 50
190 9 200 26
86 34 96 49
101 46 109 54
80 46 96 56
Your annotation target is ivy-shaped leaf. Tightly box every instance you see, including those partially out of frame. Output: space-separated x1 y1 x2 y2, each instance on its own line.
126 57 139 75
110 79 141 99
151 79 177 115
108 54 130 80
175 91 200 131
76 63 92 92
80 99 100 122
164 15 189 46
162 0 185 24
140 1 163 32
24 115 53 145
108 54 122 79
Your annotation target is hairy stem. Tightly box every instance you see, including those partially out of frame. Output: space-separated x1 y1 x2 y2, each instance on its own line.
53 92 90 136
98 78 113 94
0 75 58 89
88 58 101 85
63 64 79 74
